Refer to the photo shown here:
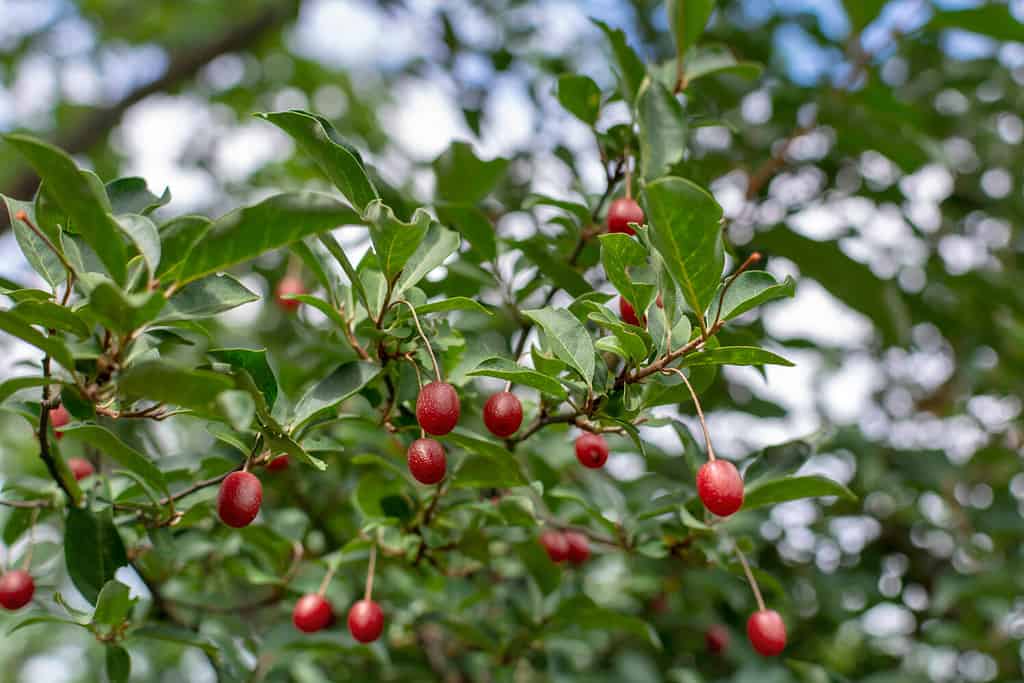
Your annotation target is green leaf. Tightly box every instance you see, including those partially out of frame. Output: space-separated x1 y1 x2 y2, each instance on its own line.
556 74 602 125
318 232 370 314
263 431 326 471
209 348 278 409
642 177 724 329
666 0 715 64
453 454 528 489
291 361 380 433
118 361 234 412
467 357 568 400
395 224 461 295
155 216 211 281
684 45 762 82
365 201 432 283
174 192 361 286
523 194 592 228
743 475 857 511
412 297 493 317
678 505 711 531
159 273 258 321
85 282 167 333
0 376 52 403
513 239 591 297
435 204 497 261
591 19 646 103
587 306 650 364
61 424 169 497
543 595 661 649
680 346 794 368
105 177 170 216
523 308 596 386
637 79 687 181
707 271 795 323
115 214 161 278
215 390 255 431
4 195 66 288
105 645 131 683
64 507 128 604
434 142 508 205
0 309 75 370
93 580 137 630
4 134 128 283
133 625 219 657
257 110 379 212
9 615 88 635
353 473 412 522
599 233 657 313
285 294 348 329
10 301 90 338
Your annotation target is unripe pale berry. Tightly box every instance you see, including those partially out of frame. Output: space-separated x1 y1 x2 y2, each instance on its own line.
706 624 730 654
292 594 333 633
217 471 263 528
607 197 644 235
348 599 384 643
68 457 94 481
407 438 446 485
574 432 609 469
619 297 644 327
696 460 744 517
50 405 70 440
266 454 289 471
747 609 786 656
416 381 460 436
483 391 523 437
564 531 590 565
275 276 305 312
540 530 569 563
0 570 34 610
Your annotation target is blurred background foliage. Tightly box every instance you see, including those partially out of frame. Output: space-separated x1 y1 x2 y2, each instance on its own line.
0 0 1023 682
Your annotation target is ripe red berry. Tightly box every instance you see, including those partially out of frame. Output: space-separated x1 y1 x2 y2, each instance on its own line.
607 197 644 235
217 471 263 528
348 599 384 643
706 624 730 654
574 432 609 469
68 457 94 481
696 460 744 517
619 297 644 327
747 609 787 656
407 438 446 485
483 391 523 437
656 293 664 308
292 593 333 633
0 570 34 610
266 454 289 471
540 530 569 563
49 405 70 440
275 276 305 312
564 531 590 565
416 381 460 436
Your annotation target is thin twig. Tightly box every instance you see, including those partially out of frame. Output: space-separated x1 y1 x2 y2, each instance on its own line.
394 300 441 382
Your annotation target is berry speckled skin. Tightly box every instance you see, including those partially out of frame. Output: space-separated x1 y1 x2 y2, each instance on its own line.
0 570 34 610
275 276 305 312
747 609 787 656
348 599 384 643
697 460 744 517
416 382 460 436
293 594 333 633
217 471 263 528
483 391 523 437
706 624 730 654
407 438 447 485
607 197 645 235
50 405 70 440
564 531 590 565
266 454 289 471
619 297 643 326
575 433 609 469
540 530 569 562
68 458 94 481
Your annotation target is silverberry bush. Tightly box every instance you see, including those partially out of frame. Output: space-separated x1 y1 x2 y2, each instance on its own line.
0 2 1022 682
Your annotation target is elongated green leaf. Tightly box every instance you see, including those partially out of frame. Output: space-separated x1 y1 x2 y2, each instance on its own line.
257 110 379 212
159 273 258 321
523 308 595 386
599 233 657 313
4 135 127 284
105 646 130 683
395 224 461 294
105 177 170 216
285 294 348 329
318 232 369 313
587 306 651 364
116 214 160 278
453 454 528 489
556 74 602 125
642 177 724 327
61 424 168 497
365 201 432 282
543 595 660 649
263 431 326 471
592 19 646 103
681 346 794 368
10 301 90 338
707 271 795 323
86 282 167 333
684 45 762 82
9 615 88 635
292 361 380 433
0 309 75 369
4 195 66 287
666 0 715 64
133 625 219 657
118 361 234 412
93 580 137 630
0 376 52 403
435 204 497 261
209 348 278 409
513 239 591 297
353 473 412 522
412 297 492 317
638 79 687 181
174 192 361 286
523 194 592 228
156 216 211 281
433 142 508 204
744 475 856 510
64 507 128 604
468 357 568 400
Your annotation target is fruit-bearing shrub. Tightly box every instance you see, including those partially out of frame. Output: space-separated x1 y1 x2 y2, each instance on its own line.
0 8 855 682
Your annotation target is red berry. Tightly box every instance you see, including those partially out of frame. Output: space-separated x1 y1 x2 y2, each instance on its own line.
292 593 333 633
574 432 609 469
619 297 644 327
483 391 523 437
564 531 590 565
416 381 460 436
540 530 569 563
217 471 263 528
407 438 446 485
656 293 664 308
266 454 289 471
275 276 305 312
696 460 744 517
348 599 384 643
607 197 644 235
747 609 786 656
706 624 730 654
0 570 34 610
68 458 94 481
49 405 70 440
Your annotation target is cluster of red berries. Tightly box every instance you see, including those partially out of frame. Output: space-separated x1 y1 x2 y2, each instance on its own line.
539 529 590 565
291 592 385 644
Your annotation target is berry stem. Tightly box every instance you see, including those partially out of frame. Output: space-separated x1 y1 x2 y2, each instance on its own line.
317 561 337 597
21 508 39 572
364 544 377 602
624 149 633 199
735 544 766 611
395 300 442 382
503 379 512 392
662 367 716 461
